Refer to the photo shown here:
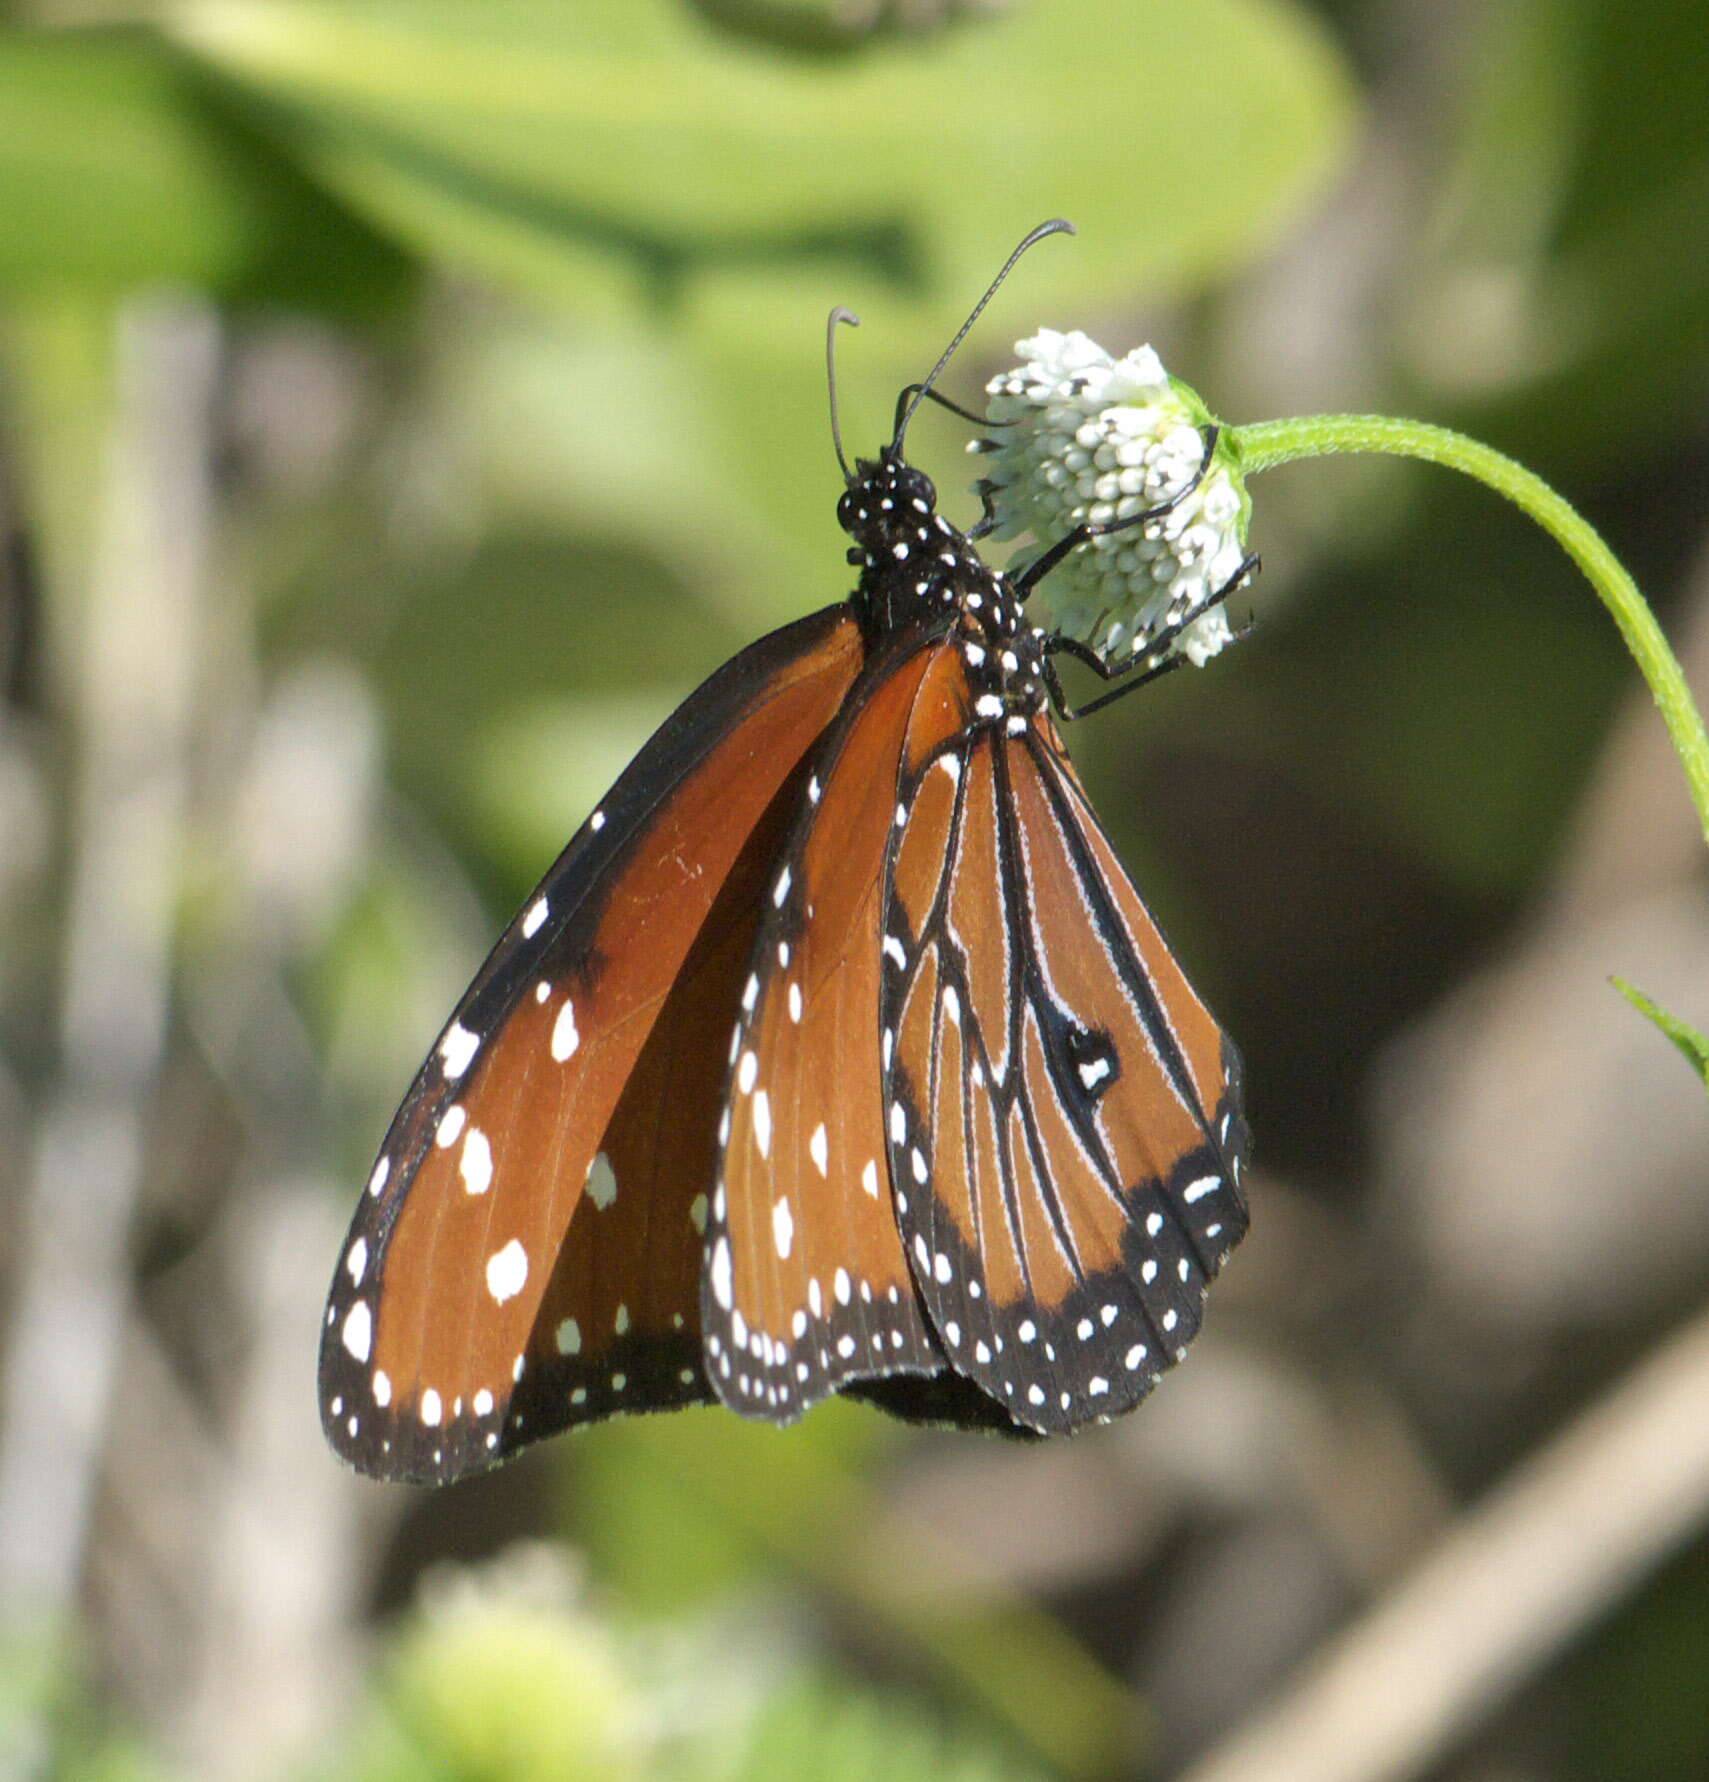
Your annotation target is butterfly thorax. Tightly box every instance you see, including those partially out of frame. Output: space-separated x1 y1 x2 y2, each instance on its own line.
839 447 1048 730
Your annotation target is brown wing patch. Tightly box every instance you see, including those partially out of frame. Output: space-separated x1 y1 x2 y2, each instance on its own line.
1031 719 1236 1134
704 642 951 1423
508 767 808 1440
321 610 863 1480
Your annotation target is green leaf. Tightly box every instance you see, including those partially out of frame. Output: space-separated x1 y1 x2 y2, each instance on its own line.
0 25 412 314
169 0 1355 316
1612 977 1709 1092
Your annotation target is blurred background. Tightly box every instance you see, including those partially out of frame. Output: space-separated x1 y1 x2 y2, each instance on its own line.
2 1 1708 1778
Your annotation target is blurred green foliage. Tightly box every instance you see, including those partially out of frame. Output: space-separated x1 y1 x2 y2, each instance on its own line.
0 1629 167 1782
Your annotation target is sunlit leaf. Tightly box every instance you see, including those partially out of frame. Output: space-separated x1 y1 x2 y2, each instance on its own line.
1612 976 1709 1093
170 0 1354 318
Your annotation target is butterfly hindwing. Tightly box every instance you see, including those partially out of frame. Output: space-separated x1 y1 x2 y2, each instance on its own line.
319 608 863 1480
880 660 1248 1434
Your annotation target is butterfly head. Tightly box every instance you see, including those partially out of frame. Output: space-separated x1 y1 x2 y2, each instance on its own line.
836 446 941 563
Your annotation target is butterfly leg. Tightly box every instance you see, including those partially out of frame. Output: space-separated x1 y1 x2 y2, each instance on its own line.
968 476 1004 540
1014 426 1221 600
1044 553 1260 722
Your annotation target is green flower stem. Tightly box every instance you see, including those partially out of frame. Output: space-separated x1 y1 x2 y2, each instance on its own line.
1232 413 1709 847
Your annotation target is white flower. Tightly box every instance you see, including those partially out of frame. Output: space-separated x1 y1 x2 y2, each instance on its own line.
974 330 1250 667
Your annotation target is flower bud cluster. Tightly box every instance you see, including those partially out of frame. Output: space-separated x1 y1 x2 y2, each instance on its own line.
976 330 1249 666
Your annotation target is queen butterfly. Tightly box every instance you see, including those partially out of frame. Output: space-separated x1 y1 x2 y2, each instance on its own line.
320 222 1251 1482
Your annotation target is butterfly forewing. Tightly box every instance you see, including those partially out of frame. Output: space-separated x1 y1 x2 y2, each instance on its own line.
320 608 863 1480
507 752 818 1439
703 640 952 1423
881 678 1248 1434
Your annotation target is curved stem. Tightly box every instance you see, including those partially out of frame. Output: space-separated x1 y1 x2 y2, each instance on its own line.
1233 414 1709 847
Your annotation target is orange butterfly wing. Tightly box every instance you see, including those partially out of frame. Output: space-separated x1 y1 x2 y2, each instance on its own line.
320 609 863 1480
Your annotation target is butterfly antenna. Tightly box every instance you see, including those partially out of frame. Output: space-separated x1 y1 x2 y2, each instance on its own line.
892 217 1075 451
827 306 860 485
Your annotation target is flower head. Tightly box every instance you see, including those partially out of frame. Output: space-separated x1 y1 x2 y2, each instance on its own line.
975 330 1251 666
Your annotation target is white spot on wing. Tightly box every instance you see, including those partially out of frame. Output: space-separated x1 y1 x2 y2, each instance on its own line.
435 1104 465 1147
346 1238 367 1285
459 1127 493 1196
586 1151 617 1210
521 897 549 938
421 1388 442 1427
341 1300 372 1363
772 1197 794 1259
551 999 580 1062
711 1237 734 1310
367 1156 389 1197
485 1239 528 1304
556 1318 581 1355
440 1022 479 1079
753 1090 772 1158
861 1158 880 1198
1183 1174 1220 1203
809 1123 828 1177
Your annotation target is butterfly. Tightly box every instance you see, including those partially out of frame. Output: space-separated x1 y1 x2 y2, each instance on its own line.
320 222 1251 1482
